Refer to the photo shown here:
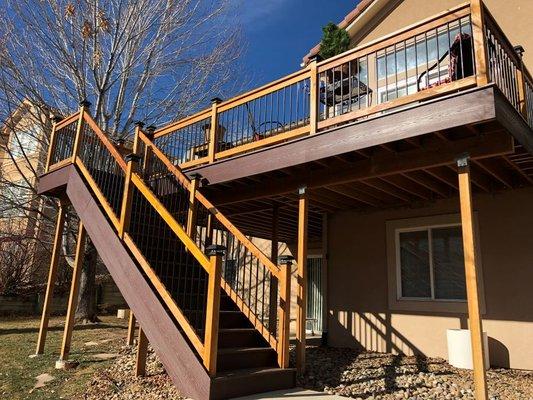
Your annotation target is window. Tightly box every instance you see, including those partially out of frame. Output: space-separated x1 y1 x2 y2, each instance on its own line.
8 127 39 159
0 180 32 218
396 224 466 301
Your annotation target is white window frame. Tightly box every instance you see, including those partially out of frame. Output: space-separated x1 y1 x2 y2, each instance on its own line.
395 222 466 303
386 213 485 314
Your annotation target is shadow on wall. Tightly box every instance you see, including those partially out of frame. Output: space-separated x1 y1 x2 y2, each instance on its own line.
328 310 511 368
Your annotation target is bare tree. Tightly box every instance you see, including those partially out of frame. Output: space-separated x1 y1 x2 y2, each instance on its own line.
0 0 242 322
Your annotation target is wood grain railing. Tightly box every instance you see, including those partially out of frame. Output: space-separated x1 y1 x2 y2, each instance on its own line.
149 1 533 169
44 106 292 374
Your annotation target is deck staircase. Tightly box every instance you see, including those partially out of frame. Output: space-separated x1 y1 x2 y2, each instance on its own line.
39 109 295 400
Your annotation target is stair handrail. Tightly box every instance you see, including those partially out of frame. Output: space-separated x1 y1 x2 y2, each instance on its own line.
45 107 221 371
137 131 282 280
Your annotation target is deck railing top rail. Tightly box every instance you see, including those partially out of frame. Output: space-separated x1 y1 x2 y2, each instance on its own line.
148 0 532 171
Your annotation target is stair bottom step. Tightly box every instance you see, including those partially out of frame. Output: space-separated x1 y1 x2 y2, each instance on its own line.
212 367 296 400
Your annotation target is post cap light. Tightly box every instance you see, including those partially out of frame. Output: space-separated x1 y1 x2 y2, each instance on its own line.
79 100 91 108
278 255 295 265
298 186 307 195
206 244 226 256
124 153 142 163
134 121 145 128
455 153 470 168
211 97 223 104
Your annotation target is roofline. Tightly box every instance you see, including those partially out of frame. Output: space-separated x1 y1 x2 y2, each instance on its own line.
301 0 379 66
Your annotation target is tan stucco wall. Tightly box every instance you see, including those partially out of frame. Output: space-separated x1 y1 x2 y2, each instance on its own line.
352 0 533 71
326 186 533 370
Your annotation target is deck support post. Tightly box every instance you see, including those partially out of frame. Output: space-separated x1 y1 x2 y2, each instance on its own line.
296 186 308 373
186 174 201 241
457 155 489 400
127 312 136 346
277 256 293 368
321 213 329 344
470 0 489 86
119 122 143 238
203 245 225 376
208 98 222 163
269 204 279 335
135 327 148 376
58 221 86 364
35 200 67 355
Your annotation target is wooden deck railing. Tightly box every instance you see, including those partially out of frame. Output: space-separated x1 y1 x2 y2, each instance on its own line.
150 0 533 169
44 107 292 374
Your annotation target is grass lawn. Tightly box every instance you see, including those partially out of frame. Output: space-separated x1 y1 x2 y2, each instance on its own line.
0 315 128 399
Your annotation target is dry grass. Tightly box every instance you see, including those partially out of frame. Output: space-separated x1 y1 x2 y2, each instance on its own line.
0 315 128 399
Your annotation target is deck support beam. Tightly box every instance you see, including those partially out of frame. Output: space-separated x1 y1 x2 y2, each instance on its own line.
58 222 86 363
457 155 489 400
127 312 136 346
135 327 148 376
35 201 67 355
269 205 279 335
296 186 308 373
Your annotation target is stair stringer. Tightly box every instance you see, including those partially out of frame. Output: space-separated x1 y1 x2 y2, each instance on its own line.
39 164 212 400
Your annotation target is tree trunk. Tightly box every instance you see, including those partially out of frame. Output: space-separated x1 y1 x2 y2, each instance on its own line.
75 238 99 323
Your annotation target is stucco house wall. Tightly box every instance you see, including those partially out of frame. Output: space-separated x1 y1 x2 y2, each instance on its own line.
326 185 533 370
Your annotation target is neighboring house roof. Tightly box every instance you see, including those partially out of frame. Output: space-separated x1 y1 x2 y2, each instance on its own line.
301 0 380 65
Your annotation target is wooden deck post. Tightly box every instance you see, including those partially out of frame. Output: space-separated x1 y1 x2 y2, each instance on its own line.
308 57 319 134
186 174 201 241
277 255 293 368
71 100 91 163
296 186 308 373
470 0 490 86
321 213 329 343
457 155 489 400
57 221 86 366
269 204 279 335
203 244 225 376
35 201 67 355
119 122 143 238
208 98 222 163
135 327 148 376
127 312 136 346
514 45 528 118
143 125 157 173
45 115 64 173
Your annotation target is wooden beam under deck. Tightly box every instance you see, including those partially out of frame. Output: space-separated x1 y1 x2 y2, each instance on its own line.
209 131 514 206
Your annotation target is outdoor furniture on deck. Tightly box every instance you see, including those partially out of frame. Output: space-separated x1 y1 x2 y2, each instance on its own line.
319 73 373 109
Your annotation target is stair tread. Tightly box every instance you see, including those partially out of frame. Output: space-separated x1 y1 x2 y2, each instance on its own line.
218 347 276 355
214 367 295 380
219 328 256 333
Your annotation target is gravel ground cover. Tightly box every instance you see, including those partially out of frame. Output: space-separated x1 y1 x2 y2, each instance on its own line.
79 344 533 400
81 345 183 400
297 346 533 400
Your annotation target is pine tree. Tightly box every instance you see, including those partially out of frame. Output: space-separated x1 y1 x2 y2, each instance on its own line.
319 22 351 60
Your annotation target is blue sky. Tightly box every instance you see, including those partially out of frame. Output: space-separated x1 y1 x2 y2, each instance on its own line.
235 1 359 86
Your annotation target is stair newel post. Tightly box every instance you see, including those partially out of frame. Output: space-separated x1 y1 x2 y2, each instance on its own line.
71 100 91 163
186 174 201 241
119 121 143 239
45 115 64 173
203 244 226 376
277 255 293 369
208 97 222 163
143 125 157 175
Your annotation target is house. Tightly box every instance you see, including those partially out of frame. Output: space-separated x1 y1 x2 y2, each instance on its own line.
36 1 533 399
0 101 53 286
